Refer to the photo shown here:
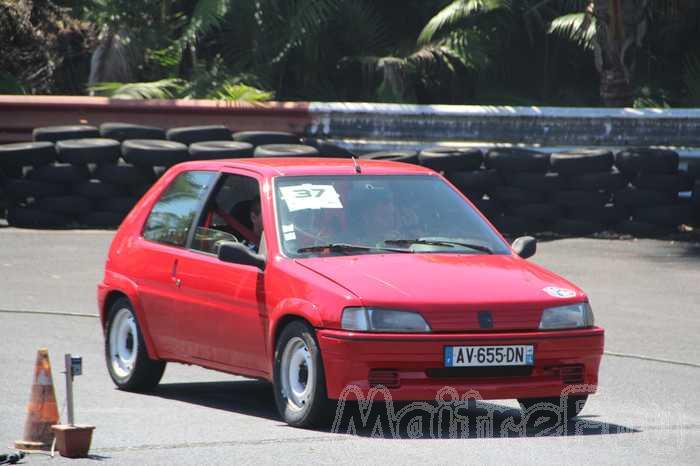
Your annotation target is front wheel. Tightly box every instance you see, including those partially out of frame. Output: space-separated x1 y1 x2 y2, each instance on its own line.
518 395 588 424
273 321 331 427
105 297 166 391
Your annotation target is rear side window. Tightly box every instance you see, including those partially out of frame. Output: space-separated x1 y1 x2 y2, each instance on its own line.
143 171 216 247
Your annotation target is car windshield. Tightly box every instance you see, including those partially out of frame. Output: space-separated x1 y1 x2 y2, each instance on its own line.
274 174 510 257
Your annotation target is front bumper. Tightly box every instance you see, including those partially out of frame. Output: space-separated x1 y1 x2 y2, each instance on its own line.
317 327 604 401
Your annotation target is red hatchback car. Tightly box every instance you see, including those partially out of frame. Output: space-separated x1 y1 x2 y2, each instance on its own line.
98 157 604 427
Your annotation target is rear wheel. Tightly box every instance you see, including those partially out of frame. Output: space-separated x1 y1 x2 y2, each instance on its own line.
273 321 331 427
518 395 588 424
105 298 165 391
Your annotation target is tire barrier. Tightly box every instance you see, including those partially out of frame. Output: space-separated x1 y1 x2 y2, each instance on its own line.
1 123 699 235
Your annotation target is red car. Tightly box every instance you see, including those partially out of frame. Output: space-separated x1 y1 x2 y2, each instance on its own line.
98 158 604 427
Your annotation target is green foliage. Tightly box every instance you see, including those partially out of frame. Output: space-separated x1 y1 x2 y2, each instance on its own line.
418 0 505 45
88 79 186 99
211 83 274 101
548 12 596 50
0 72 27 95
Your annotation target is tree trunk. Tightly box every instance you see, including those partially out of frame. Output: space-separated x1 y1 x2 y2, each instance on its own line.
593 0 649 107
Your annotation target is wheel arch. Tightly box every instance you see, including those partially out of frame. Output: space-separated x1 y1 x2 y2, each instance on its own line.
102 285 160 360
268 298 323 360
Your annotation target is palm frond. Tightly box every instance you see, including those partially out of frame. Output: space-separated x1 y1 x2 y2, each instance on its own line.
88 78 186 99
271 0 342 63
418 0 506 45
179 0 231 49
548 12 596 50
211 82 274 101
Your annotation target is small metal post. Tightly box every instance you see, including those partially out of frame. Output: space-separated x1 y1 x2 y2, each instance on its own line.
64 353 74 426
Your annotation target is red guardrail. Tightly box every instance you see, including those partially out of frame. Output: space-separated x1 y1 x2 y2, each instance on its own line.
0 96 312 143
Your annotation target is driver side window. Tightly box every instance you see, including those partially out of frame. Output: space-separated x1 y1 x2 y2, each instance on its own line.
191 174 262 255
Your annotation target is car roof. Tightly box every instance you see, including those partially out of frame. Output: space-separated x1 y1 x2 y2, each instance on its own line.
175 157 436 177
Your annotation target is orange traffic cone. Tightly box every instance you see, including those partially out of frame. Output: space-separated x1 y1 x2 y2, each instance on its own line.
15 348 60 451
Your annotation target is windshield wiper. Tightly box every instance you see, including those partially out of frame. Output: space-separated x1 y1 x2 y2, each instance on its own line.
297 243 410 254
383 237 493 254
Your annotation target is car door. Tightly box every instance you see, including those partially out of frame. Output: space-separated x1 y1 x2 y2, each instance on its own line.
174 171 269 375
134 170 217 358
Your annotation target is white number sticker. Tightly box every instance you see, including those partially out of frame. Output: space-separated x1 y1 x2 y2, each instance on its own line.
279 184 343 212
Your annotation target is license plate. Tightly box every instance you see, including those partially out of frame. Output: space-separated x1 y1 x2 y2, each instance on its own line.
444 345 534 367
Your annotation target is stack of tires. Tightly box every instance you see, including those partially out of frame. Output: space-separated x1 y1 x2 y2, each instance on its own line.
0 124 352 229
613 148 694 236
481 148 554 235
549 148 627 235
691 161 700 226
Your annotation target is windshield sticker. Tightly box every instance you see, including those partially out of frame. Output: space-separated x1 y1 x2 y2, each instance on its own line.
284 231 297 241
543 286 577 298
282 224 295 233
280 184 343 212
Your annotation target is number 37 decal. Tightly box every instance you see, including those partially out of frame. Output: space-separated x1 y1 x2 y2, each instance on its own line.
279 184 343 212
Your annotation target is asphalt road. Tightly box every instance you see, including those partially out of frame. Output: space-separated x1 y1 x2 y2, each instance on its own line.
0 228 699 465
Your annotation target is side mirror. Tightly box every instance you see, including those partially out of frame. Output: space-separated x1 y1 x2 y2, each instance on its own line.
512 236 536 259
217 241 266 270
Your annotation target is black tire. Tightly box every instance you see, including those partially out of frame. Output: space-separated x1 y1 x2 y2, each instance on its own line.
28 163 90 184
273 320 332 428
105 298 166 391
634 204 692 227
128 184 152 198
614 188 676 208
100 122 166 141
447 169 502 193
550 149 613 175
301 138 354 157
615 219 672 237
488 186 544 206
56 138 121 165
188 141 254 160
6 206 71 228
254 144 319 157
568 204 629 225
73 179 123 199
554 219 604 235
153 166 168 179
471 198 502 220
418 147 483 172
0 142 56 167
693 181 700 206
94 163 155 186
492 214 541 235
36 195 92 215
33 125 99 143
122 140 190 167
509 172 564 194
554 190 610 208
568 171 628 191
516 203 564 223
633 172 694 192
518 395 588 424
359 151 419 164
5 178 66 200
233 131 301 146
166 125 232 145
485 148 550 173
615 148 679 175
80 211 124 228
98 196 140 215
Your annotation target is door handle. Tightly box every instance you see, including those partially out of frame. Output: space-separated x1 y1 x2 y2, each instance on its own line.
171 259 182 287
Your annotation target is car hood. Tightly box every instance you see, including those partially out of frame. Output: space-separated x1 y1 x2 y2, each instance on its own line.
295 253 586 331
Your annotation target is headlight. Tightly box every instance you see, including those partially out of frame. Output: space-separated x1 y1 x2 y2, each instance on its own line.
341 307 431 332
539 302 594 330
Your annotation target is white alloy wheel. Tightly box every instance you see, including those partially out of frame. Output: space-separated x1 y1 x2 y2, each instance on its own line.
109 307 139 380
280 336 316 411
